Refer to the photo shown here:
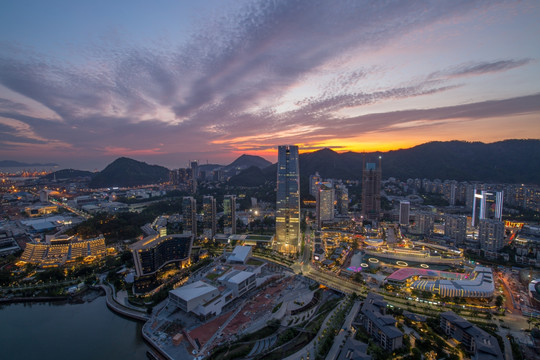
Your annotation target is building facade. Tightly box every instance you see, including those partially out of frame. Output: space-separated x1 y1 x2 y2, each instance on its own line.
361 158 382 221
444 214 467 245
275 145 300 255
399 201 410 226
202 196 216 239
182 196 197 236
223 195 236 235
479 219 505 254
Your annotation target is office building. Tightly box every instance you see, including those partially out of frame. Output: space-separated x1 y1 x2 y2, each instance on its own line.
472 188 503 226
479 219 505 254
309 172 321 197
223 195 236 235
335 183 349 216
444 215 467 245
361 157 381 221
202 196 216 239
276 145 300 255
182 196 197 236
399 201 410 226
316 182 334 229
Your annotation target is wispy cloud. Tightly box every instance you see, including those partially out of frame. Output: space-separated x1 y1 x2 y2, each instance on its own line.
0 0 537 167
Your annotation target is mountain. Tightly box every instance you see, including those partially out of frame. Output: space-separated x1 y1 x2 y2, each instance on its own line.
224 154 272 171
0 160 58 167
42 169 94 180
228 166 269 187
249 140 540 187
88 157 170 188
296 140 540 184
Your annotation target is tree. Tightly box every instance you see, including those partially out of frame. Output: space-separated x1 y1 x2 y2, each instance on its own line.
495 295 504 307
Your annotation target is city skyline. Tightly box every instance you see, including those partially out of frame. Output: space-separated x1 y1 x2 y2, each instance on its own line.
0 1 539 169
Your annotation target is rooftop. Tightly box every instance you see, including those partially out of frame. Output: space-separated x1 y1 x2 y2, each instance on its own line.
169 281 218 301
130 233 192 251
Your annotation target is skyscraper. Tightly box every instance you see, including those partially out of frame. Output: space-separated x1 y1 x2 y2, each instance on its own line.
276 145 300 255
399 201 410 226
202 196 216 239
316 182 334 230
309 172 321 197
444 214 467 245
182 196 197 236
361 157 381 221
223 195 236 235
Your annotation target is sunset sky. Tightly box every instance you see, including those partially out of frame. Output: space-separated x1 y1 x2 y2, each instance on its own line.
0 0 539 170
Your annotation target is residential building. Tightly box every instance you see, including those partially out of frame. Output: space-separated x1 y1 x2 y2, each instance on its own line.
440 311 503 360
182 196 197 236
479 219 505 254
399 201 410 226
316 182 334 229
444 215 467 245
357 293 403 352
223 195 236 235
202 196 216 239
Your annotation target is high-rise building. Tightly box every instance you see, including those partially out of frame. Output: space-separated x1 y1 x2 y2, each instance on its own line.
223 195 236 235
479 219 505 254
472 189 503 226
189 160 199 193
130 234 193 293
309 172 321 197
412 212 434 236
202 196 216 239
361 157 382 221
335 183 349 216
182 196 197 236
316 182 334 229
444 215 467 245
399 201 410 226
276 145 300 255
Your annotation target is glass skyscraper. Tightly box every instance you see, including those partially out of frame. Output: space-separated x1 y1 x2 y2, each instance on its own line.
275 145 300 255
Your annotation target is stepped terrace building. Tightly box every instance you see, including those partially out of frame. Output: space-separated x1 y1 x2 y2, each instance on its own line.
19 235 107 268
410 266 495 298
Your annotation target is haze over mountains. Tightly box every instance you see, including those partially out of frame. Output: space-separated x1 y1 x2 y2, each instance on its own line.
40 140 540 187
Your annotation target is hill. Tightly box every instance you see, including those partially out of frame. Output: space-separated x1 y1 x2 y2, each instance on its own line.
42 169 94 180
88 157 170 188
224 154 272 171
228 166 269 187
297 140 540 184
240 140 540 187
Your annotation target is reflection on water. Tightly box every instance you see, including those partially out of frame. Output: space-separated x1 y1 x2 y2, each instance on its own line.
0 297 150 360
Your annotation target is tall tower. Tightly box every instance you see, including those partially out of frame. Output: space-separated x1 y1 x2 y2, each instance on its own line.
361 157 382 221
202 196 216 239
223 195 236 235
316 182 334 230
182 196 197 236
276 145 300 255
399 201 410 226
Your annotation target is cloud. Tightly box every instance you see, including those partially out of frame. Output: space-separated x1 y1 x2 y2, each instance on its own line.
429 59 533 80
0 0 536 167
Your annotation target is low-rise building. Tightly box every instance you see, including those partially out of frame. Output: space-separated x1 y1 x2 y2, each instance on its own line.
227 245 252 264
169 281 220 313
440 311 503 360
356 293 403 352
218 270 256 297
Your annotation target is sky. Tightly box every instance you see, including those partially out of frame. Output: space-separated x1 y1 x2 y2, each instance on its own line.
0 0 539 170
